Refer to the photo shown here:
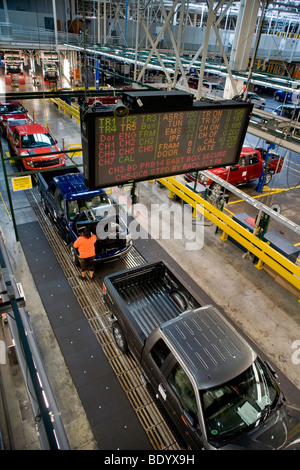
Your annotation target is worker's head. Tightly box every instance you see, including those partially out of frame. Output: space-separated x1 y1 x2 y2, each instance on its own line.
82 226 92 238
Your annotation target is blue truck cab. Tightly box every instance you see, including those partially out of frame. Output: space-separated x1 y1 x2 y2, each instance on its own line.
37 167 132 264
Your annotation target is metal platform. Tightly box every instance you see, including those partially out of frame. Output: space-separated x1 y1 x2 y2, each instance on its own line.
18 187 181 450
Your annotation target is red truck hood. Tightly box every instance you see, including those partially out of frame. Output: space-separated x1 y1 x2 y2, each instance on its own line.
24 146 60 156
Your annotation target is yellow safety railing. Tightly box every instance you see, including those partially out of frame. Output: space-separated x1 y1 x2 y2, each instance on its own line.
63 143 82 161
49 98 80 124
159 176 300 294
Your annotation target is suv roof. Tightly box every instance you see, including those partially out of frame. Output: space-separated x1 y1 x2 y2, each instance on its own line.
162 305 256 389
53 172 105 198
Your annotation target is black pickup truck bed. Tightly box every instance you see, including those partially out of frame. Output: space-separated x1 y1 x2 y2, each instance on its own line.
104 261 201 338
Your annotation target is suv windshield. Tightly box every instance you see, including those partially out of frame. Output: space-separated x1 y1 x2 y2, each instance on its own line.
67 193 112 220
201 358 281 442
21 132 56 148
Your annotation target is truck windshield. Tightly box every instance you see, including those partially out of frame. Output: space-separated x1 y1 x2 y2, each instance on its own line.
0 104 26 114
200 358 281 442
67 193 112 220
21 132 56 148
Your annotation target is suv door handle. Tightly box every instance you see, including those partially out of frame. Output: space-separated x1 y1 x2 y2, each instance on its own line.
157 383 167 401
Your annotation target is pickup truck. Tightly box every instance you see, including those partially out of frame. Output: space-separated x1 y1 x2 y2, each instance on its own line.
37 167 132 264
185 146 283 193
103 261 300 450
0 101 32 137
273 104 300 121
274 89 300 103
177 76 225 98
43 63 59 83
4 60 25 86
7 122 66 171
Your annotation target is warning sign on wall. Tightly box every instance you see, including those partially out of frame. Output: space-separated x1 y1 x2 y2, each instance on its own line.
12 175 32 191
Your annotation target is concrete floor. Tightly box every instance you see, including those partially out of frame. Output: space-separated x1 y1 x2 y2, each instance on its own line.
0 70 299 449
133 181 300 389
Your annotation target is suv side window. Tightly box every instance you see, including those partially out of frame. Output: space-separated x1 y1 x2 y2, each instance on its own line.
57 193 64 212
13 130 19 146
151 339 171 368
49 183 57 197
167 362 198 421
249 154 259 165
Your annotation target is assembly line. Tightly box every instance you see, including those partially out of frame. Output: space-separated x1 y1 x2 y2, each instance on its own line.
0 57 300 450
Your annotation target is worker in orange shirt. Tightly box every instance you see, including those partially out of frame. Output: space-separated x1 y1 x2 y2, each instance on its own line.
73 227 97 279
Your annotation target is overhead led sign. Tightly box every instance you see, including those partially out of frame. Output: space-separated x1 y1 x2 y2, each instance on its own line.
81 92 252 189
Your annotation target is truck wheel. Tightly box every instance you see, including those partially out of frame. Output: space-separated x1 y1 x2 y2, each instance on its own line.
112 322 128 354
70 245 80 266
40 196 49 215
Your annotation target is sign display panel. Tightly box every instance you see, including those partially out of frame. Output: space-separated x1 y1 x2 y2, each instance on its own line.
81 99 252 189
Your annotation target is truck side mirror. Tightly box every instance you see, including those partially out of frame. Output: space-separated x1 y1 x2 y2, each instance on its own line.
182 410 195 428
265 361 278 378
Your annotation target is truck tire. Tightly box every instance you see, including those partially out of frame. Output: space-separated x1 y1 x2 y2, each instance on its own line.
112 322 128 354
40 195 49 215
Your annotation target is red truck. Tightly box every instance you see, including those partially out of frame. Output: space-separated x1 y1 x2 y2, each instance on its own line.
0 101 32 137
4 60 25 86
185 147 284 191
7 122 66 171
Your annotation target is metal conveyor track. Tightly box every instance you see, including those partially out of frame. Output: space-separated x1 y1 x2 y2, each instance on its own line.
26 187 181 450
